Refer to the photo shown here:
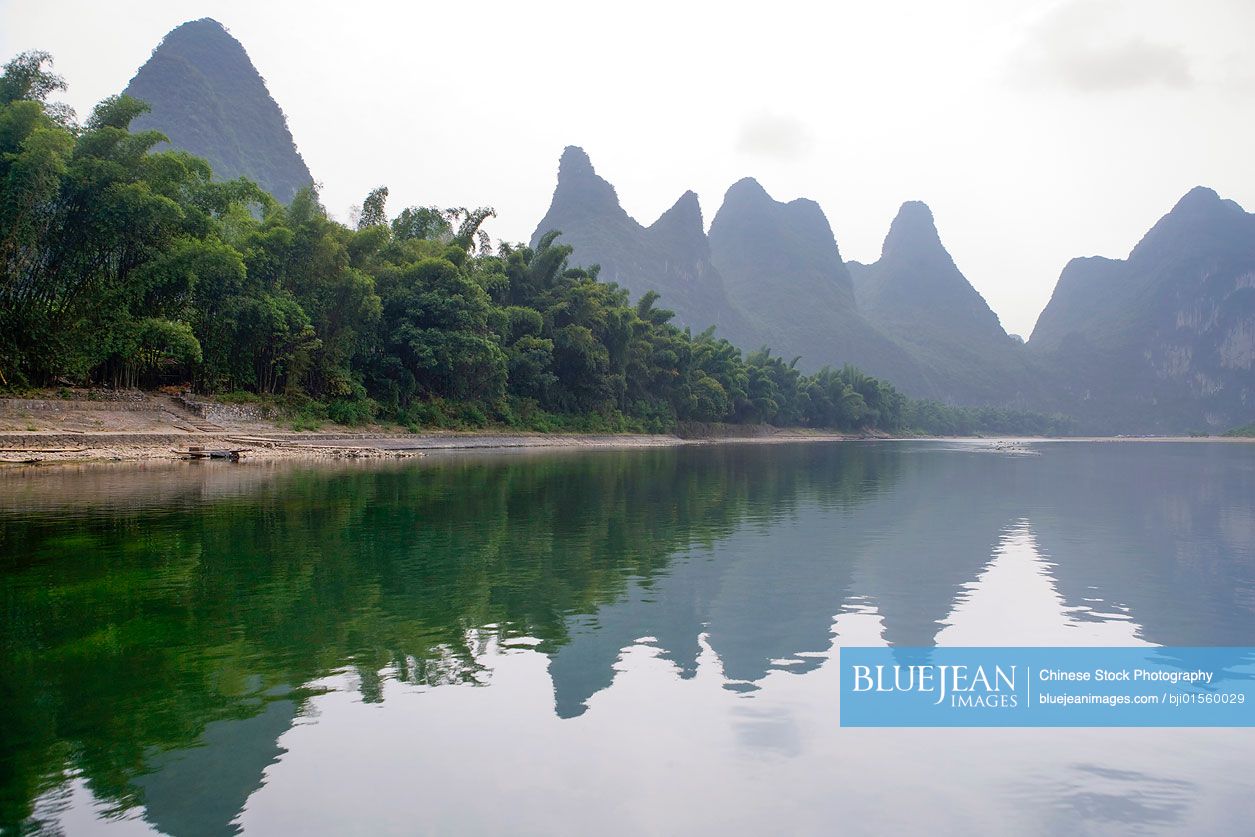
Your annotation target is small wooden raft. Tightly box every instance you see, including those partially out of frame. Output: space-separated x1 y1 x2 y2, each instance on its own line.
173 445 250 461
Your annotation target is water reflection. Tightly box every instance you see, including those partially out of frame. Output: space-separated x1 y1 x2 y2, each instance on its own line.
1025 763 1196 834
135 698 295 837
1 441 1254 835
935 522 1149 647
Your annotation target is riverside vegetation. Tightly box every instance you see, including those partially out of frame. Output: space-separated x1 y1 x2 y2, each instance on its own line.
0 52 1072 437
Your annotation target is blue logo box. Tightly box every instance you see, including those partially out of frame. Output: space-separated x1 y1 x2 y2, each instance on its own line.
839 647 1255 727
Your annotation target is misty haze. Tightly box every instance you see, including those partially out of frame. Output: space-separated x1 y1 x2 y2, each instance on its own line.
2 3 1254 836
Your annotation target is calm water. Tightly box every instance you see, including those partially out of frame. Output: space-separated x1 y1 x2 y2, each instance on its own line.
3 441 1255 836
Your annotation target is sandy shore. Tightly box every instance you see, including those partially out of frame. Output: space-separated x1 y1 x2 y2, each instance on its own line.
0 392 682 464
0 427 881 465
0 429 660 464
0 389 868 464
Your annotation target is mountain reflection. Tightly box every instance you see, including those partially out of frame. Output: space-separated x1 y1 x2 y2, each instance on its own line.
2 441 1254 834
935 522 1149 647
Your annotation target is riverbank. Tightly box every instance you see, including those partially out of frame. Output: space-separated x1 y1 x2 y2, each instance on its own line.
0 391 873 464
2 392 1250 466
0 428 879 465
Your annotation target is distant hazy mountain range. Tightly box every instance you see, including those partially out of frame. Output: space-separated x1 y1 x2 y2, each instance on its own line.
123 20 1254 433
532 147 1043 407
533 147 1255 432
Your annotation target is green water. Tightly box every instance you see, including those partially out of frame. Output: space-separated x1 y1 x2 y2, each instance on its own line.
3 441 1255 835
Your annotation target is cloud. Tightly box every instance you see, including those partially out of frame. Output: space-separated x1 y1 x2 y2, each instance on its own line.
735 112 814 160
1011 1 1194 92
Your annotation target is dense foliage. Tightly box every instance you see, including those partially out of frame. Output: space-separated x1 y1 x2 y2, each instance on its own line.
0 53 1072 436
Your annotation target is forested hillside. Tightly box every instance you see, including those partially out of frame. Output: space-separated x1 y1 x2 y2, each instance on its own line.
0 52 1070 437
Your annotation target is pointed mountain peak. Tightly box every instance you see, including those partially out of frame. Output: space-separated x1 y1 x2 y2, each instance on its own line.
651 190 703 229
146 19 249 68
1131 186 1249 261
170 17 230 34
558 145 596 180
857 200 1008 346
782 196 832 232
549 145 622 212
648 190 708 253
1173 185 1221 209
892 200 936 229
672 188 700 210
718 177 839 242
125 18 312 203
710 175 854 310
1162 185 1246 222
720 179 829 233
712 176 846 265
881 200 946 261
154 18 232 42
531 147 632 248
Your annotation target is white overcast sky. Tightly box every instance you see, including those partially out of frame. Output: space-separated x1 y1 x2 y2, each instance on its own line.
4 0 1254 337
